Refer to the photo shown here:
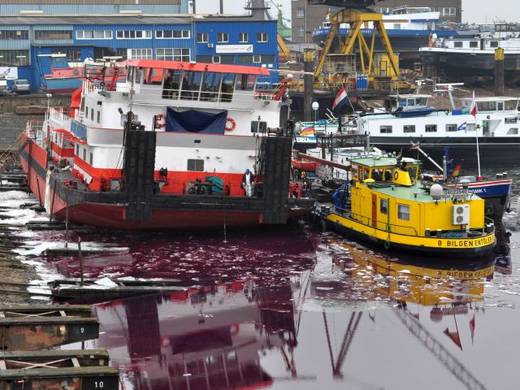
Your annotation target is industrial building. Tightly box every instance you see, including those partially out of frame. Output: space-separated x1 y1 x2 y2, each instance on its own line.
0 0 279 91
291 0 462 43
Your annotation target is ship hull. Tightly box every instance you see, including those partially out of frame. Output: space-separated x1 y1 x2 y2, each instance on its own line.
420 50 520 83
369 136 520 167
19 136 310 230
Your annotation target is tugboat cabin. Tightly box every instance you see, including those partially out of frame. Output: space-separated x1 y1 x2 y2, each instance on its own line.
327 155 495 256
386 94 434 117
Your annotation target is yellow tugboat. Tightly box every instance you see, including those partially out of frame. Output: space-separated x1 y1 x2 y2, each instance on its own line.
323 156 496 257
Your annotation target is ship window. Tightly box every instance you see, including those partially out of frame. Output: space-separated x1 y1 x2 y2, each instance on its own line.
144 68 164 85
505 100 518 110
490 41 499 48
200 72 222 102
220 73 235 102
380 199 388 214
403 125 415 133
180 71 202 100
505 117 518 124
393 24 401 30
398 204 410 221
446 124 457 132
187 159 204 171
91 109 94 121
380 125 392 134
477 101 496 111
454 41 463 48
163 69 182 99
76 145 80 155
89 152 93 165
85 107 89 117
251 121 267 133
425 124 437 132
507 128 519 135
83 149 86 161
469 41 479 48
497 102 504 111
96 111 100 124
236 74 256 91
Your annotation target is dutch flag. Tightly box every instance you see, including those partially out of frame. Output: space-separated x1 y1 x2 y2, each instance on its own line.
332 86 348 111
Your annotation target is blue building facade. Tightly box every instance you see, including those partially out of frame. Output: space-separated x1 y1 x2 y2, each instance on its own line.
0 14 278 91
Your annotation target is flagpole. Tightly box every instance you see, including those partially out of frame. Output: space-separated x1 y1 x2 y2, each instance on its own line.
471 91 481 178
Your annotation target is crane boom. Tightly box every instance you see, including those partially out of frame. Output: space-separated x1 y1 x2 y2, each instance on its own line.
394 308 487 390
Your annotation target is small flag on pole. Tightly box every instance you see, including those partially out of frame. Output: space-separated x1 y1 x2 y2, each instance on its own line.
444 327 463 350
470 91 478 118
332 86 348 111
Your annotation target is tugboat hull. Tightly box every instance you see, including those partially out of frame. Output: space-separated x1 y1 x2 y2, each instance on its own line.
326 213 496 258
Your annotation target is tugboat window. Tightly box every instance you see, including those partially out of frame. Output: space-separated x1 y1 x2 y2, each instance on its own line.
187 159 204 171
380 125 392 134
403 125 415 133
398 204 410 221
380 199 388 214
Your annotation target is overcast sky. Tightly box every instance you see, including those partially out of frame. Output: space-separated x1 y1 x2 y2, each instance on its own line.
196 0 519 23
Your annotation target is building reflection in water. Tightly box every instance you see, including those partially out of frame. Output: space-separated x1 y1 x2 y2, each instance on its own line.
94 281 298 390
93 237 503 389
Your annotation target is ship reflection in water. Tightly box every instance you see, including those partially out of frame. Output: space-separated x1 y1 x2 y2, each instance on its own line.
92 232 520 390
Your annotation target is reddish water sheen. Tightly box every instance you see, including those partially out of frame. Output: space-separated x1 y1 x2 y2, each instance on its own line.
63 227 520 390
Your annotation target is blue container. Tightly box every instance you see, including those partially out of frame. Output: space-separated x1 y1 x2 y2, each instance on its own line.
356 75 368 90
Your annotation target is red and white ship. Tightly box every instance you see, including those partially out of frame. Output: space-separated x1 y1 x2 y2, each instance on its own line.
19 59 312 229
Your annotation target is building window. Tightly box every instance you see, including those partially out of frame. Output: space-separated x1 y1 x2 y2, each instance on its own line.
297 7 305 18
156 30 190 39
128 48 153 59
212 55 221 64
187 159 204 171
257 32 268 43
156 48 190 62
380 125 392 134
76 30 112 40
398 204 410 221
403 125 415 133
252 55 261 63
217 32 229 43
0 50 29 66
0 30 28 40
197 32 208 43
380 199 388 215
297 26 305 37
446 124 458 132
425 124 437 133
35 30 72 40
449 7 456 16
239 32 249 43
116 30 152 39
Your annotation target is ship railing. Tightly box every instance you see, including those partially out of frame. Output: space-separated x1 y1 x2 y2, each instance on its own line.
25 120 44 140
48 107 72 130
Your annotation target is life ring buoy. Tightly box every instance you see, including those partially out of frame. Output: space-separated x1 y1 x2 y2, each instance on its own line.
225 117 236 132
